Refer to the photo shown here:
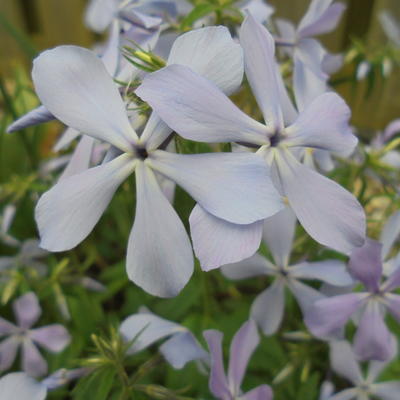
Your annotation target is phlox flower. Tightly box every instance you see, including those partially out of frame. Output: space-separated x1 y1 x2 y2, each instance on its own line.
328 340 400 400
204 320 272 400
221 207 353 335
0 292 70 377
136 14 366 269
120 307 208 369
31 27 282 298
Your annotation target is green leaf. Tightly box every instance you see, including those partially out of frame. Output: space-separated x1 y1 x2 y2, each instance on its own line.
180 3 219 29
73 367 116 400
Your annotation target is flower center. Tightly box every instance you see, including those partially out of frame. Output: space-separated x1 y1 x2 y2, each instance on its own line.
135 146 148 160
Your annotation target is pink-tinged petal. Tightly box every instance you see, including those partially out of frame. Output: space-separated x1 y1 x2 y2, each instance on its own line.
126 162 193 297
136 64 267 145
240 14 283 130
30 325 70 353
228 320 259 392
291 260 353 286
222 253 276 280
160 331 208 369
277 151 366 255
354 301 392 361
35 153 136 252
167 26 244 95
59 136 95 181
0 336 19 372
329 340 362 385
380 210 400 260
22 339 47 377
305 293 367 337
385 293 400 322
189 205 263 271
0 372 47 400
371 382 400 400
242 384 273 400
298 1 346 38
84 0 116 33
288 279 324 313
32 46 138 152
203 330 230 399
6 105 55 133
284 92 356 154
251 280 285 335
13 292 41 329
262 206 296 267
149 151 283 224
0 318 17 337
349 239 382 292
53 127 81 152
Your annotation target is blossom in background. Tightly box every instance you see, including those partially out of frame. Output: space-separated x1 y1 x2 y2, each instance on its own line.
120 307 208 369
203 319 272 400
306 239 400 361
41 367 90 390
222 207 353 335
31 28 282 298
379 10 400 48
0 292 70 377
136 14 366 269
328 340 400 400
0 372 47 400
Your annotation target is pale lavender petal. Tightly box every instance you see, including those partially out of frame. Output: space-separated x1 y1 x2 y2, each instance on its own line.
384 266 400 292
167 26 244 95
222 253 276 280
329 340 362 385
84 0 116 33
120 9 161 29
295 39 328 80
240 14 283 130
32 46 138 152
53 127 81 152
349 239 382 292
160 331 208 369
291 260 353 286
189 205 263 271
251 280 285 335
0 372 47 400
126 162 193 297
367 334 397 381
20 239 47 260
30 325 70 352
305 293 367 337
1 205 16 234
22 339 47 377
383 119 400 142
0 318 17 336
379 11 400 47
385 293 400 323
242 384 273 400
0 257 15 271
136 64 268 145
6 105 55 133
298 1 346 38
0 337 19 371
275 18 296 43
319 381 335 400
380 210 400 260
284 93 356 154
228 320 259 392
13 292 41 329
149 150 283 224
262 206 296 266
277 151 366 255
100 20 121 77
372 382 400 400
203 330 230 399
326 388 357 400
35 154 136 252
120 312 182 354
59 136 95 181
313 149 335 171
288 279 324 313
42 367 89 390
139 112 172 152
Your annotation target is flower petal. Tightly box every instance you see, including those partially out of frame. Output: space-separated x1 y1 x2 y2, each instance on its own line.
277 150 366 255
189 205 263 271
242 385 273 400
0 372 47 400
13 292 41 329
384 267 400 292
0 337 19 372
384 293 400 323
372 382 400 400
6 105 55 133
30 325 71 353
284 93 356 154
381 210 400 260
84 0 116 33
240 14 283 130
222 253 276 280
149 150 283 224
0 318 17 337
203 330 230 399
136 64 267 145
251 280 285 335
53 127 81 152
126 162 193 297
349 239 383 292
36 153 136 251
326 389 358 400
288 279 324 313
228 320 259 392
22 339 47 377
291 260 353 286
32 46 137 152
